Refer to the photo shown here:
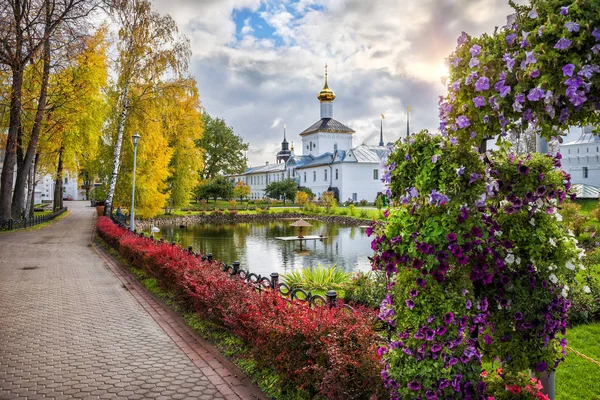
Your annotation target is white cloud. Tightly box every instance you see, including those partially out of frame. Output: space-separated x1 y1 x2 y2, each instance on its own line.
152 0 524 166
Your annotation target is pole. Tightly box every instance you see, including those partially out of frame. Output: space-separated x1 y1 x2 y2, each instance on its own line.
130 137 139 231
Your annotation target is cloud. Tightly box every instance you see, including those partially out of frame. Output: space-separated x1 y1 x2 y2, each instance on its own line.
152 0 524 167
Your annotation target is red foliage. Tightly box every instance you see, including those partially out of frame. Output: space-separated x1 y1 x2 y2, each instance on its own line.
96 216 385 399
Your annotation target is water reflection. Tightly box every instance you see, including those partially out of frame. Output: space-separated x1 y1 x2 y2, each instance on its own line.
149 220 373 277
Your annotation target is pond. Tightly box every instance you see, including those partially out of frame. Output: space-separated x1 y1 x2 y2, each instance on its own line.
148 220 374 277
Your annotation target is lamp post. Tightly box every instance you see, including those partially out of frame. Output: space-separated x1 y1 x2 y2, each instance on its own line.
130 132 141 231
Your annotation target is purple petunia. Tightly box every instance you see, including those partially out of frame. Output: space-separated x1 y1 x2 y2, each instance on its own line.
527 87 545 101
528 8 538 19
473 96 485 108
431 343 442 353
452 57 461 67
409 289 418 297
503 54 516 71
560 6 569 15
506 33 517 45
514 311 523 321
469 57 480 68
475 76 490 91
444 312 455 325
555 38 572 50
470 44 482 57
405 154 411 161
566 21 579 33
563 63 575 77
406 299 415 309
536 362 548 372
456 115 470 129
578 65 597 79
593 44 600 55
469 173 480 184
409 187 419 198
593 28 600 41
416 277 426 288
524 51 536 65
530 69 540 78
518 164 530 175
432 155 439 163
457 31 468 46
484 334 493 345
409 381 422 391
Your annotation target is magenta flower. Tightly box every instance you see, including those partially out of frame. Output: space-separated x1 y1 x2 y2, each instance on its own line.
473 96 485 108
560 6 569 15
514 311 523 321
563 63 575 77
416 277 426 288
535 362 548 372
456 115 470 129
436 326 447 336
409 289 418 297
506 33 517 44
470 44 482 57
565 21 579 32
484 334 493 345
475 76 489 91
406 299 415 309
409 381 422 391
431 343 442 353
444 312 455 325
555 38 572 50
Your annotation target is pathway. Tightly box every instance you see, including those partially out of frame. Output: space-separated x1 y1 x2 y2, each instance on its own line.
0 202 264 400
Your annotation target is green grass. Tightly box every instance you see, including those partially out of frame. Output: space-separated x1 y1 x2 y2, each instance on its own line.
556 323 600 400
574 199 598 215
281 264 350 291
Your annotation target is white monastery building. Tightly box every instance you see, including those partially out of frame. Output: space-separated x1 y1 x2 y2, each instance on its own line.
560 125 600 198
231 69 390 203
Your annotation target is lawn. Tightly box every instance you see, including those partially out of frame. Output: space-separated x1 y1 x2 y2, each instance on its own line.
556 323 600 400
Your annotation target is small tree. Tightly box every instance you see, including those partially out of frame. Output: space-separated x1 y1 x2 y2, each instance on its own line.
233 181 251 204
298 186 315 200
296 191 309 209
322 190 337 212
195 176 233 204
375 194 384 211
265 179 297 205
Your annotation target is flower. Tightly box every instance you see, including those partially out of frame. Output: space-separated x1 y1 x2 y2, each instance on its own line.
470 44 482 57
406 299 415 309
405 154 411 161
408 381 422 391
409 187 419 198
506 33 517 44
530 69 540 78
484 334 493 345
554 38 572 50
432 155 439 163
563 64 575 77
469 57 480 68
473 96 485 108
565 21 580 33
528 8 538 19
524 51 536 65
514 311 523 321
583 285 591 294
409 289 418 297
456 115 470 129
475 76 490 91
535 362 548 372
416 277 426 288
593 28 600 41
469 173 481 184
457 31 468 46
560 6 569 15
503 54 516 71
549 273 558 284
518 164 530 175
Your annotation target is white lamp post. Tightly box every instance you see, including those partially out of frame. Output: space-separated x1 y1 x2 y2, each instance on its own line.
130 132 141 231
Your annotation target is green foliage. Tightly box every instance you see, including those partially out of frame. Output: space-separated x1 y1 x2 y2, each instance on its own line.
264 179 297 204
196 111 248 180
195 176 234 202
297 186 315 200
281 264 350 291
233 181 251 203
348 204 357 217
375 195 383 210
359 209 368 218
343 271 388 308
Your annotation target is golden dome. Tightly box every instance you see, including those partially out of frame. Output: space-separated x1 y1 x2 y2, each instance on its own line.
317 64 336 102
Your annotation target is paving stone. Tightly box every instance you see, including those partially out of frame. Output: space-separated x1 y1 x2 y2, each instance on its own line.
0 203 225 400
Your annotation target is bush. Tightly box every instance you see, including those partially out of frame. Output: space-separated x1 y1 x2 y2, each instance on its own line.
95 216 384 399
337 208 349 216
560 202 588 235
359 199 369 207
343 271 388 309
282 264 350 291
359 209 368 218
348 204 357 217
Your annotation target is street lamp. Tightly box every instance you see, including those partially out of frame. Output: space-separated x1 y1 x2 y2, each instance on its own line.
130 132 141 231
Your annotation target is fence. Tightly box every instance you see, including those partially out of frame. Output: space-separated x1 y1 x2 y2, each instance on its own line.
110 212 350 310
0 207 68 231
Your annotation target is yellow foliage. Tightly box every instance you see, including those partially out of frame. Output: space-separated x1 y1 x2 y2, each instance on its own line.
296 191 309 208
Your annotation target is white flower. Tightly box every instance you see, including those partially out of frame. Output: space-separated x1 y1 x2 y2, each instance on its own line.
568 229 575 236
548 264 555 271
515 257 521 265
555 213 563 222
536 198 544 207
495 230 503 237
549 238 557 247
549 274 558 284
562 288 569 298
583 286 591 294
565 261 575 271
564 284 569 291
580 264 586 271
529 218 535 226
506 254 515 264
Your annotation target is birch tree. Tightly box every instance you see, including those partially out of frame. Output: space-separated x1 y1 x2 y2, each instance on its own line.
103 0 190 216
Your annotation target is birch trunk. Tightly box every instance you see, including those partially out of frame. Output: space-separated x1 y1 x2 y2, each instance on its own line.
104 83 130 216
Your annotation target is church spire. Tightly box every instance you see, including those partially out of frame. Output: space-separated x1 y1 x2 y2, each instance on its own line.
379 114 384 146
317 64 335 119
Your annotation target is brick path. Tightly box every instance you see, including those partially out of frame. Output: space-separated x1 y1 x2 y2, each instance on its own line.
0 202 266 400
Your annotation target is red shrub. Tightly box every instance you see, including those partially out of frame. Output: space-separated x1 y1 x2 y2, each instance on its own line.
96 217 385 399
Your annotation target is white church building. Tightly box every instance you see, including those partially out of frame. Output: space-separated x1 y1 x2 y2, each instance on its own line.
231 69 390 203
560 125 600 198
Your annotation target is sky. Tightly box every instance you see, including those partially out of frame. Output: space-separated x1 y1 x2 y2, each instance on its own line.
149 0 553 167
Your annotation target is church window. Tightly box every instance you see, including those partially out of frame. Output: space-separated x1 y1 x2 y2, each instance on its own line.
335 169 339 180
584 167 589 178
587 147 589 153
578 148 580 153
373 169 378 180
352 193 357 202
568 149 570 154
324 169 328 181
334 143 338 151
313 171 316 181
304 172 306 182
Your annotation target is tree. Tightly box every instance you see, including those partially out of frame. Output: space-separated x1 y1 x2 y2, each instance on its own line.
321 190 337 211
0 0 100 221
233 180 251 203
297 186 315 200
264 179 297 205
195 176 234 203
196 111 248 180
103 0 190 216
296 191 309 209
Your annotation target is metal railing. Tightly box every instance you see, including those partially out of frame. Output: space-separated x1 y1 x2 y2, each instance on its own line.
0 207 67 231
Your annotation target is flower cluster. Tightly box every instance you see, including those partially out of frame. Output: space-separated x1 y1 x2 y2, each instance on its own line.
370 132 580 398
482 369 550 400
440 0 600 146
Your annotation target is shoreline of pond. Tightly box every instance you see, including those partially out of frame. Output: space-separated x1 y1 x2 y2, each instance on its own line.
135 212 372 231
